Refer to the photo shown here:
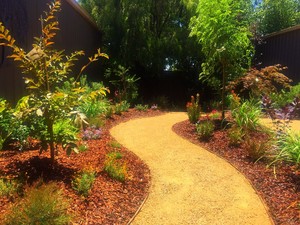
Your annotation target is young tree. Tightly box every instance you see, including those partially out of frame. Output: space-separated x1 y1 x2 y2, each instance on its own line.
256 0 300 35
0 0 108 161
189 0 254 118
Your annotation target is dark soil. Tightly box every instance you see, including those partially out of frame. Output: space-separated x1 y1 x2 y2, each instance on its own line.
173 119 300 225
0 109 164 225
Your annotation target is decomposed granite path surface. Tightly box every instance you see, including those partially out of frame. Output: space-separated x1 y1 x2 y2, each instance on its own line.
110 112 274 225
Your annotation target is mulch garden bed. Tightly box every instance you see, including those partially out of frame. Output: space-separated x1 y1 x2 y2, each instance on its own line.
0 109 164 225
173 119 300 225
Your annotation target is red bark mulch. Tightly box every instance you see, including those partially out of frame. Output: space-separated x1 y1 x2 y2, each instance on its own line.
0 109 164 225
172 119 300 225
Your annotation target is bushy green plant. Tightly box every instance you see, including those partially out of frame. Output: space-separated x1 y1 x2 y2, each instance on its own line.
0 0 108 161
196 120 214 140
227 90 241 111
244 136 269 162
104 152 127 182
4 182 71 225
0 98 14 149
78 100 110 119
275 132 300 165
231 99 262 133
0 178 19 197
114 101 130 115
108 141 121 149
72 169 96 197
227 126 244 146
105 65 140 104
269 82 300 109
78 143 89 152
186 94 201 124
135 104 149 111
104 106 114 118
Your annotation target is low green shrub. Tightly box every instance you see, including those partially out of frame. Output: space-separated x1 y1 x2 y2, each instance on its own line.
0 179 19 197
231 99 262 133
108 141 121 149
196 120 214 140
227 126 244 146
114 101 130 115
4 182 71 225
104 152 127 182
275 132 300 165
72 170 96 197
135 104 149 111
244 136 269 162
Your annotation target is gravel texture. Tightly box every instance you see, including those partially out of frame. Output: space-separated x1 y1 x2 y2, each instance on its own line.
110 112 274 225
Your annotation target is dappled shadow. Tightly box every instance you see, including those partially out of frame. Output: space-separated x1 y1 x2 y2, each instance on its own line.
5 156 77 185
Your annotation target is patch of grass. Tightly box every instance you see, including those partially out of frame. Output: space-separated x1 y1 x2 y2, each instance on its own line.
108 140 122 149
4 182 71 225
104 152 127 182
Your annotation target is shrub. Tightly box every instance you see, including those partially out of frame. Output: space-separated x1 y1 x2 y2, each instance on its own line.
104 152 127 182
244 136 269 162
72 170 96 197
78 100 110 119
275 132 300 165
105 65 140 104
227 126 244 146
186 94 201 124
0 179 19 197
135 104 149 111
208 109 221 120
114 101 130 115
231 99 262 133
108 141 121 149
196 120 214 140
4 182 71 225
227 65 292 98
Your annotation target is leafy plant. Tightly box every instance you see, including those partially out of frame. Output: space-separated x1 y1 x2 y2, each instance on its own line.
104 152 127 182
275 132 300 165
227 90 241 111
114 101 130 115
0 178 19 197
186 94 200 124
208 110 221 120
0 0 108 161
262 95 300 137
196 120 215 140
269 82 300 109
231 99 262 133
4 182 71 225
108 140 121 149
105 65 140 104
227 126 244 147
227 65 292 98
78 143 89 152
135 104 149 111
72 169 96 197
244 136 269 162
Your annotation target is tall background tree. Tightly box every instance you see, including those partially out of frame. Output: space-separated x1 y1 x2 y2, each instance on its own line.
189 0 254 117
256 0 300 35
78 0 202 76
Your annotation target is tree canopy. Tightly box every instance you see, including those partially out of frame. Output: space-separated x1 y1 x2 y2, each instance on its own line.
256 0 300 35
189 0 254 117
78 0 202 75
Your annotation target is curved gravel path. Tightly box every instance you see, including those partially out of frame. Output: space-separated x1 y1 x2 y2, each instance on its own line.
110 112 274 225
